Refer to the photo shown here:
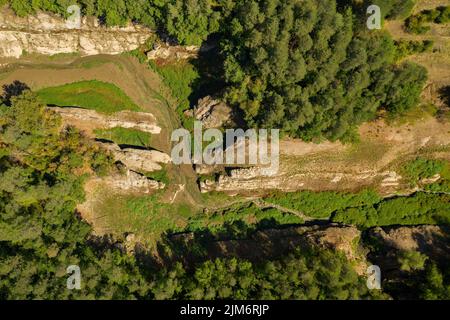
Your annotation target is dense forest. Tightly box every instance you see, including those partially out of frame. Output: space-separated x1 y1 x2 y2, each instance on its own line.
1 0 428 140
220 0 426 140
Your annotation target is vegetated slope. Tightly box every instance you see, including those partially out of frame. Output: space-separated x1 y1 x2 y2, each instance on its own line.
0 55 204 245
0 55 175 150
0 54 199 184
0 93 388 299
0 92 145 299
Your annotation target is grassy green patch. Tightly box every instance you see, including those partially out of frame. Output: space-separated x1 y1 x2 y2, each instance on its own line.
94 127 151 148
144 168 170 185
403 158 446 183
265 189 382 219
149 60 199 129
388 103 438 125
149 60 198 109
332 192 450 228
200 191 238 204
96 191 194 246
401 157 450 192
37 80 141 114
77 59 109 69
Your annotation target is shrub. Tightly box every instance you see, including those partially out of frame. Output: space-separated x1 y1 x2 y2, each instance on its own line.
403 158 446 184
394 40 434 60
405 6 450 34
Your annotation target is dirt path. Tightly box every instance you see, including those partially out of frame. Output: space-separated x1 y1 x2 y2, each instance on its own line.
253 199 327 222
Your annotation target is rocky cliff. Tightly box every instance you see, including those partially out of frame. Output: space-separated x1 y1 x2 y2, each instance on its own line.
103 143 171 173
0 8 152 58
96 170 165 194
51 106 161 135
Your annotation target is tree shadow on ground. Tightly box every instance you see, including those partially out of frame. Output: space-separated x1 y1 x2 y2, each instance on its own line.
134 220 330 273
188 38 225 106
439 86 450 108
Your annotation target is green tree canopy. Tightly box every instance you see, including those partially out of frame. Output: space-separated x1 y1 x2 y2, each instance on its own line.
221 0 426 141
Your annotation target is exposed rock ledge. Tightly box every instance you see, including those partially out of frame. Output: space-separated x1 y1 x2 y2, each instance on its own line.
146 42 214 61
103 143 171 173
146 43 199 61
369 225 450 255
98 170 164 193
200 168 378 193
50 106 161 134
193 96 234 129
0 8 152 58
49 106 171 173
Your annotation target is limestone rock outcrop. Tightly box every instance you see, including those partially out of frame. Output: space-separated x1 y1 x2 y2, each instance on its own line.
101 170 164 193
199 168 380 193
0 8 152 58
194 96 234 129
51 107 161 134
103 143 171 173
146 43 199 60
